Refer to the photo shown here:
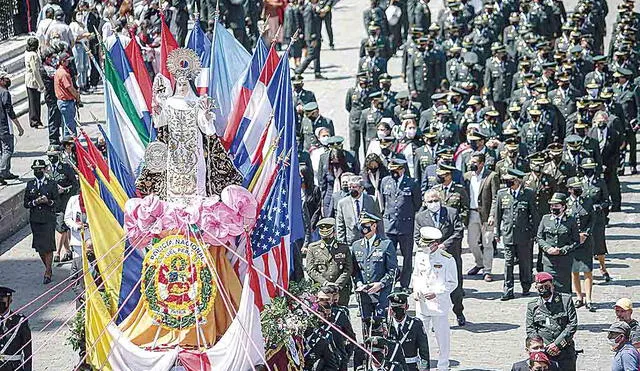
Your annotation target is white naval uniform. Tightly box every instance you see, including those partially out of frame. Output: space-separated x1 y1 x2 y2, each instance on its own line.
411 248 458 371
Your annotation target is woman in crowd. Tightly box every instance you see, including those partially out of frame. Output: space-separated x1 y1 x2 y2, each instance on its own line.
25 37 46 129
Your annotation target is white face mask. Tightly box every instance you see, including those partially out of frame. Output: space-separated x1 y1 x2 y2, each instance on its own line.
319 136 330 146
405 128 417 139
377 130 387 139
426 201 441 213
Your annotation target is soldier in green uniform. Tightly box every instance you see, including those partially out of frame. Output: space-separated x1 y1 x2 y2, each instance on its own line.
543 143 577 193
431 164 469 226
524 155 556 272
0 286 32 371
346 73 373 158
495 137 530 185
566 177 596 312
493 169 538 300
536 193 580 294
306 218 354 306
526 272 578 371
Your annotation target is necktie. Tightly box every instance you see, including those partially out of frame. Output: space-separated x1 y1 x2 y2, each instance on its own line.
355 199 361 217
432 212 439 228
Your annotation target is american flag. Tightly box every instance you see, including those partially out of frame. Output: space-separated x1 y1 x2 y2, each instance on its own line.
231 48 304 309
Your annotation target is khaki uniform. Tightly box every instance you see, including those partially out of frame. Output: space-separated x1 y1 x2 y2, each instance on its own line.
306 239 353 305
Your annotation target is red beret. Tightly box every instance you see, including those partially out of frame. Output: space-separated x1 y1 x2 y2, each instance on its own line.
529 351 550 364
535 272 554 283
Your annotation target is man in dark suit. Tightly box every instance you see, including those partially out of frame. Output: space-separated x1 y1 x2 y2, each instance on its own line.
293 75 317 125
492 169 538 300
464 152 499 282
414 189 465 326
381 157 422 288
336 175 383 245
386 289 430 371
589 110 622 211
23 159 60 284
351 212 398 319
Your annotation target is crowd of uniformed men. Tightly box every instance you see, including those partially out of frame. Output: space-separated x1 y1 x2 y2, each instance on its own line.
3 0 640 368
293 0 640 368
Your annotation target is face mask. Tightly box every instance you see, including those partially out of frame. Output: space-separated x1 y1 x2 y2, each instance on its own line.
308 113 318 121
368 164 379 171
381 147 391 156
469 141 479 150
294 85 302 92
583 169 595 177
34 170 45 179
598 121 607 129
576 128 586 137
405 128 417 139
319 302 332 311
377 130 387 139
391 306 406 320
538 287 552 299
391 170 401 180
587 89 599 98
349 189 360 198
436 174 445 184
3 78 11 88
319 136 329 146
572 189 583 197
551 207 563 216
469 163 479 172
367 50 375 57
359 224 372 235
0 301 8 313
341 184 349 192
427 138 437 146
608 336 621 349
48 155 59 164
504 179 514 188
426 201 441 213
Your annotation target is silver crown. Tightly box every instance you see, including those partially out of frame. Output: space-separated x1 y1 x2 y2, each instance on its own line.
166 48 201 81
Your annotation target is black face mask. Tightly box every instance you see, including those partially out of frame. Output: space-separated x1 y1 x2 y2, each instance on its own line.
469 141 479 150
576 129 586 137
504 179 514 188
0 301 8 313
359 224 372 235
350 189 360 198
551 207 563 216
391 170 401 180
583 169 595 177
381 148 391 156
48 156 59 164
341 185 349 192
572 189 583 197
538 287 552 299
367 50 375 57
2 78 11 88
391 306 406 320
34 170 45 179
319 302 332 311
469 163 479 172
294 85 303 92
436 175 446 184
427 138 437 146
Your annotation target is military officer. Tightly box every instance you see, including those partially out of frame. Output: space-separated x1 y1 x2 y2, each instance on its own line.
362 0 389 37
588 110 622 211
304 298 341 370
520 105 554 155
495 137 530 184
414 129 440 192
423 148 464 190
317 284 356 370
345 73 373 157
566 177 596 312
47 144 78 263
359 43 388 88
306 218 354 305
293 75 318 125
23 159 60 284
580 157 612 282
543 143 577 193
564 135 600 176
0 287 31 371
360 91 391 149
386 290 430 371
484 44 516 119
526 272 578 371
548 74 579 120
381 157 422 288
583 55 609 88
412 227 457 371
613 67 639 175
351 212 398 319
431 164 470 226
536 193 580 294
300 102 335 151
407 37 444 108
392 90 421 125
414 189 465 325
492 169 538 300
295 0 326 79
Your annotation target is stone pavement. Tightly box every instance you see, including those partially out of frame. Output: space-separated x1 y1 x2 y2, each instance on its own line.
1 0 638 368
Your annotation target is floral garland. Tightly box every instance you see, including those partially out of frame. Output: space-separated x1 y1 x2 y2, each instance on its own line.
260 280 320 350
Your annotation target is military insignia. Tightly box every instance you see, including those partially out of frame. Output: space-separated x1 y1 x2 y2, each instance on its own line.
373 239 381 247
335 253 346 259
433 263 443 268
141 235 216 330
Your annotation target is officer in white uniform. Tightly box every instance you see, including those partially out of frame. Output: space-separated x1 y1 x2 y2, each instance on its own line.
411 227 458 371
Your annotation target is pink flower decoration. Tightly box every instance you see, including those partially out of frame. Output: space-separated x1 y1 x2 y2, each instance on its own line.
200 202 232 240
221 185 258 228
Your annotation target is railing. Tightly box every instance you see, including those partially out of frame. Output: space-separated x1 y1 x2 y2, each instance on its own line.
0 0 17 41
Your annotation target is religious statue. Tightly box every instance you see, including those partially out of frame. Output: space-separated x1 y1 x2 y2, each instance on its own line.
138 48 243 201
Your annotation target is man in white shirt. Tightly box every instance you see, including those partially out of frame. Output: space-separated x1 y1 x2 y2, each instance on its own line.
412 226 457 371
336 175 382 244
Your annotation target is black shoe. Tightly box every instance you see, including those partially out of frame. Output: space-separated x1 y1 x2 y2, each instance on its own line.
586 302 596 312
603 272 612 282
574 299 585 308
632 168 638 175
3 173 18 180
329 44 335 50
43 276 52 284
456 315 466 326
315 74 328 80
522 289 531 297
467 266 483 275
500 293 515 301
